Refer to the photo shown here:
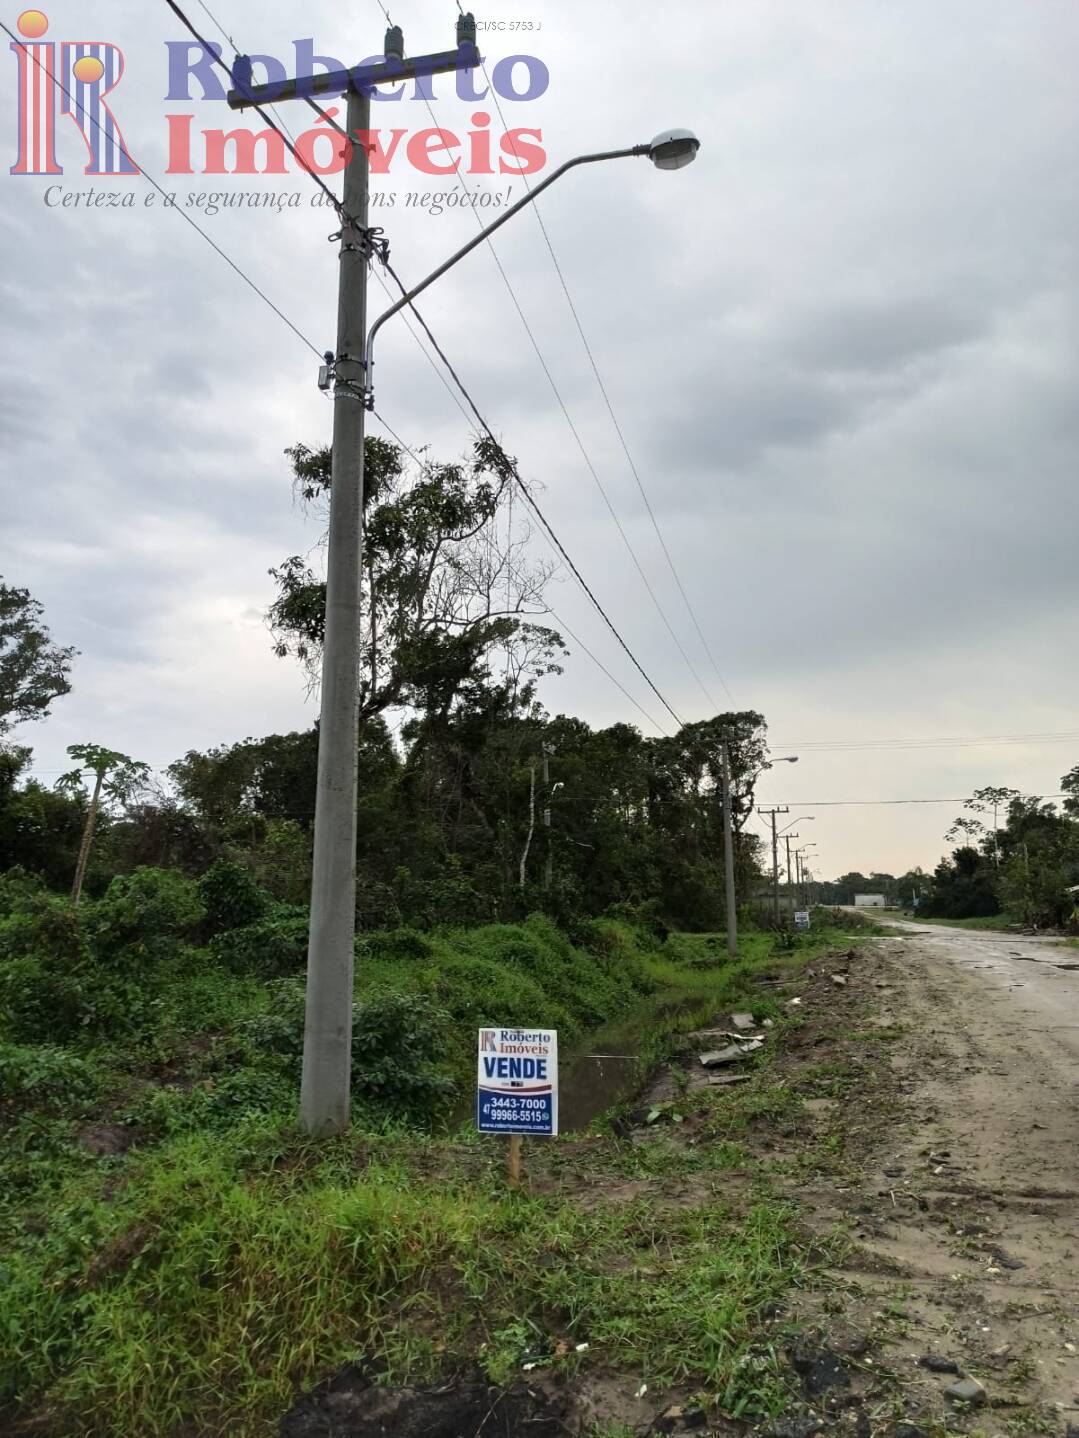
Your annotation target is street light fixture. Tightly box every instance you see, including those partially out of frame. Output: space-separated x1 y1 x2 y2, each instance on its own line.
647 128 701 170
366 128 702 390
778 814 814 836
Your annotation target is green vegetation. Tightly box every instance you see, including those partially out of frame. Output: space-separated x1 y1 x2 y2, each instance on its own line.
0 490 887 1434
900 911 1017 931
818 780 1079 933
0 903 866 1437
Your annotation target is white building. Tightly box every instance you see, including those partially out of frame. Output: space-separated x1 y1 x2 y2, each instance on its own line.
854 893 887 908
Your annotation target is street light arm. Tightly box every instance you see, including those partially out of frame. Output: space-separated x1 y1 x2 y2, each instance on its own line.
365 145 647 394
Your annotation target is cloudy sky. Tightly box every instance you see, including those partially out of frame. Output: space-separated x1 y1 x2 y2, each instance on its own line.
3 0 1078 879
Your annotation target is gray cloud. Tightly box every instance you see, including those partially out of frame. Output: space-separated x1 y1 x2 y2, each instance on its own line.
2 0 1077 877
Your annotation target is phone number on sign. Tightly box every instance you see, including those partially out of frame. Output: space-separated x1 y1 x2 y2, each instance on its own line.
486 1096 548 1111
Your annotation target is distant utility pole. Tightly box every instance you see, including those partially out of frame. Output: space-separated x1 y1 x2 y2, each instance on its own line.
720 741 737 958
520 761 537 889
784 832 800 904
758 807 789 927
542 744 555 892
227 19 481 1137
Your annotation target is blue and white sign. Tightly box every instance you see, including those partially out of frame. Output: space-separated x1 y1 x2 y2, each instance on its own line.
477 1027 558 1137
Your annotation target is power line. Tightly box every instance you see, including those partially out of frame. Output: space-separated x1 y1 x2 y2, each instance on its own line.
6 13 683 736
543 608 669 737
459 10 734 705
370 266 474 427
378 258 686 730
761 795 1070 807
401 34 715 715
0 18 324 361
160 0 343 212
186 1 685 731
772 730 1079 754
189 0 301 147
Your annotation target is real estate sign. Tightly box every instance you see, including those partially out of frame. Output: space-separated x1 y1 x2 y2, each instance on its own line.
476 1027 558 1137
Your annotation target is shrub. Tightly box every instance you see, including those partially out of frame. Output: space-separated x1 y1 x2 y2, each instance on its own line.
89 868 204 970
0 866 46 918
0 1041 99 1109
0 896 117 1043
357 926 434 965
210 906 309 977
239 982 456 1124
350 990 456 1121
198 859 270 935
121 1068 297 1137
391 859 490 928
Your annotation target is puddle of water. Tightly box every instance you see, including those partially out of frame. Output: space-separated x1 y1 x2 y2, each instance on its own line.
559 1053 639 1131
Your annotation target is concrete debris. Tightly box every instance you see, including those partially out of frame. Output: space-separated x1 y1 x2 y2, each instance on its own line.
919 1355 959 1374
984 1246 1025 1270
832 974 849 987
699 1039 763 1066
707 1073 750 1087
730 1012 756 1031
763 1416 824 1438
699 1046 744 1067
788 1342 851 1397
944 1377 987 1406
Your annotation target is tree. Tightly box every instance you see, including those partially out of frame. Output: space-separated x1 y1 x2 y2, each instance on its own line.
267 436 562 729
0 579 76 733
1061 764 1079 818
57 745 150 904
926 846 999 919
945 786 1020 864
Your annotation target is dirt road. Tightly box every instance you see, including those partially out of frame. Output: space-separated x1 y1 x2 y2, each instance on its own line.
800 920 1079 1431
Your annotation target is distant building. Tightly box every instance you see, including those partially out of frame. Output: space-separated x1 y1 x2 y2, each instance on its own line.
854 893 887 907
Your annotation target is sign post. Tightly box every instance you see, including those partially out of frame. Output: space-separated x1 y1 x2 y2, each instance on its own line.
477 1028 558 1186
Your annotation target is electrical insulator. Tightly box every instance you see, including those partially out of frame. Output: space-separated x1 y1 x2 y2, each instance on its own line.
456 11 477 48
231 54 254 94
384 25 404 61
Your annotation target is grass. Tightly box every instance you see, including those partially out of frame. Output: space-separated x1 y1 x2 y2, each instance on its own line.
900 912 1017 931
0 916 870 1437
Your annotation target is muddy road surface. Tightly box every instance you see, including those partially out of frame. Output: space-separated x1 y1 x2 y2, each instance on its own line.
796 920 1079 1431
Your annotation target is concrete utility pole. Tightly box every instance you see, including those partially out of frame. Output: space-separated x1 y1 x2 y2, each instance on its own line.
758 807 789 927
784 833 800 903
795 844 817 908
542 745 553 892
228 32 701 1137
720 741 738 958
227 22 482 1138
300 81 370 1138
519 762 537 889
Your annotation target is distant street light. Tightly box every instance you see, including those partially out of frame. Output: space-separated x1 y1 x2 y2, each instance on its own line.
778 814 814 836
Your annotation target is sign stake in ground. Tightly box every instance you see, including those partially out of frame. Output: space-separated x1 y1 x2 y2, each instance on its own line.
477 1028 558 1186
507 1134 522 1189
